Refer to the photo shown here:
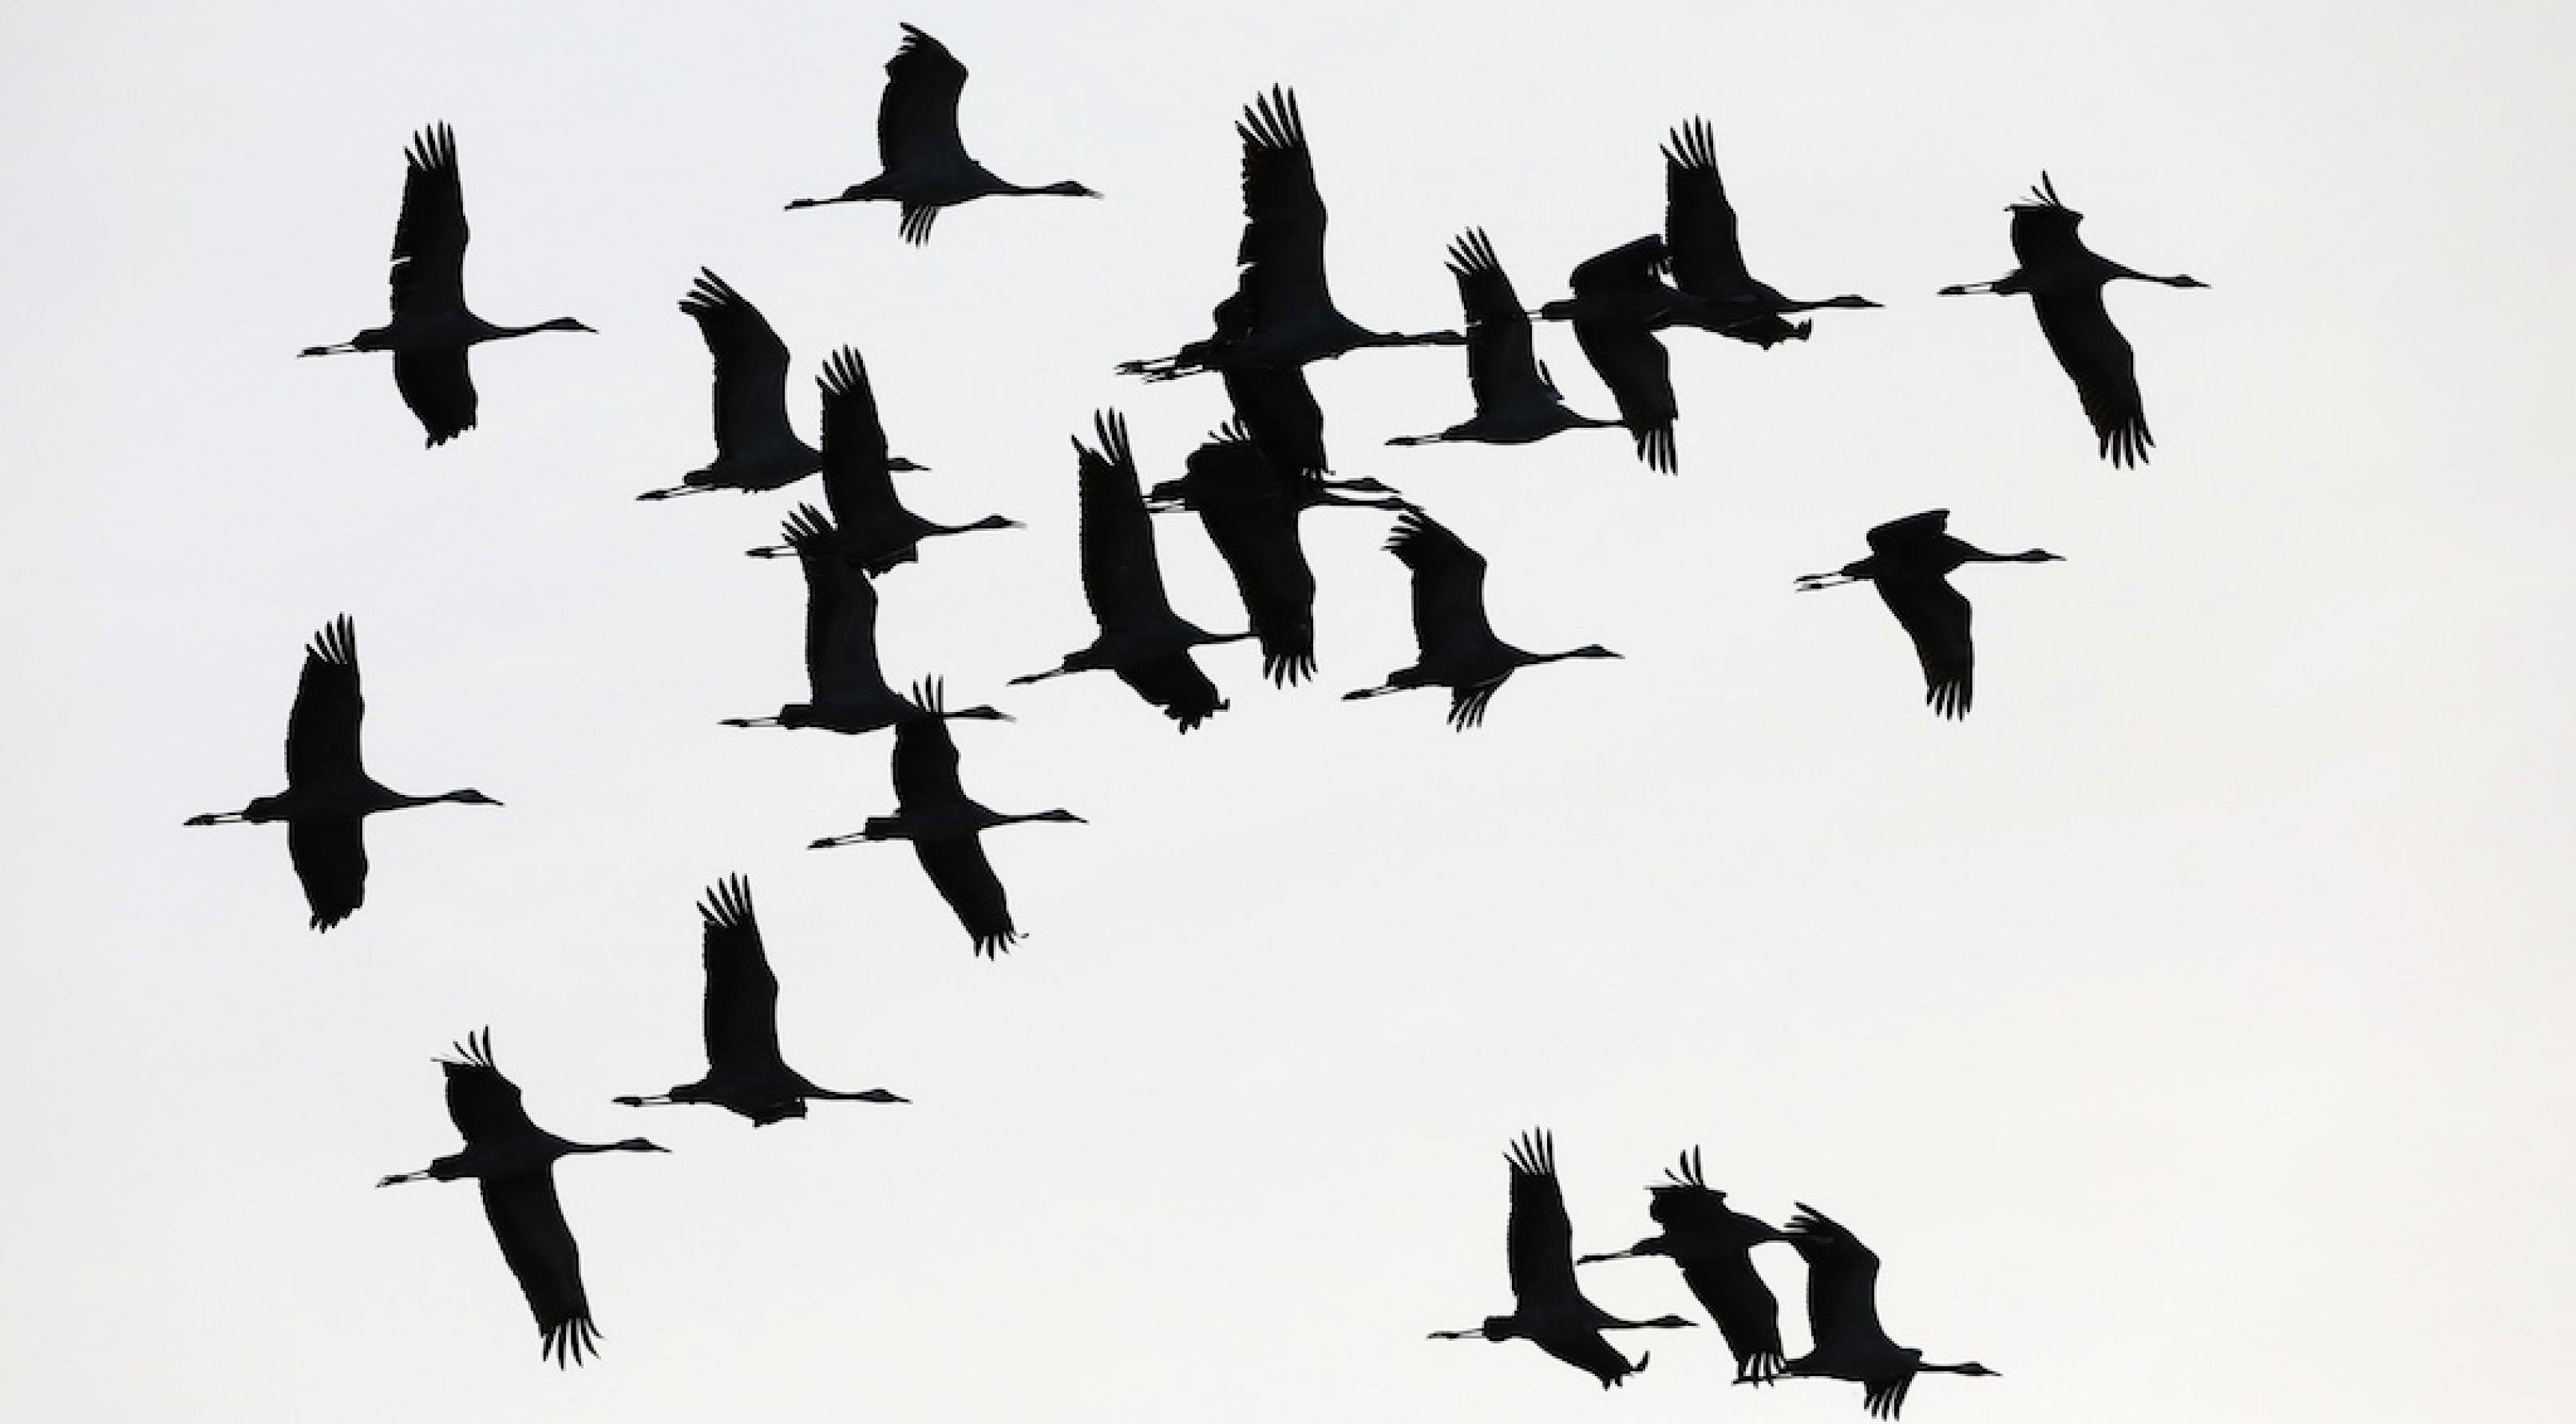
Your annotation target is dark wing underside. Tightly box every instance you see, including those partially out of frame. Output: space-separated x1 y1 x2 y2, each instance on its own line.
392 350 477 446
2032 284 2151 467
912 836 1017 956
287 816 367 931
480 1172 598 1367
1875 575 1973 719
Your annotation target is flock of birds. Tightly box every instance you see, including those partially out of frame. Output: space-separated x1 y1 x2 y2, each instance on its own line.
181 19 2207 1413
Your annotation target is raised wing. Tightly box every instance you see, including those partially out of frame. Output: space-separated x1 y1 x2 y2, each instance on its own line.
888 710 967 812
1663 118 1754 297
783 505 894 707
878 25 972 176
1446 229 1552 414
285 615 365 789
1387 511 1496 663
1569 319 1675 473
1231 87 1332 330
1680 1257 1786 1382
389 123 466 316
698 875 783 1075
1220 366 1331 481
439 1028 541 1147
682 270 794 459
1183 432 1316 686
1504 1129 1579 1307
2007 172 2086 270
287 817 367 932
1073 411 1179 632
480 1172 599 1367
816 346 900 523
392 350 477 446
1863 509 1952 559
913 837 1018 956
1876 575 1973 719
2033 283 2151 467
1785 1202 1892 1359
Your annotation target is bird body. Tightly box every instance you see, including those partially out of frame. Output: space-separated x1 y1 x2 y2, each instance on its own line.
1345 512 1619 730
1779 1203 1996 1418
1939 173 2205 467
724 508 1011 736
1577 1147 1788 1383
378 1030 666 1367
1013 411 1252 730
1391 229 1622 448
809 686 1083 956
299 124 592 445
741 347 1014 568
1794 509 2061 719
784 25 1098 244
1430 1130 1693 1389
1661 118 1878 347
184 616 500 929
615 877 906 1125
1117 88 1461 381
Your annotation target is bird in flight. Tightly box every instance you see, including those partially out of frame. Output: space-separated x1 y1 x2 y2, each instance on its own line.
184 615 501 929
1388 228 1623 449
1939 172 2206 467
785 25 1099 244
1660 117 1879 346
1345 511 1620 730
378 1030 666 1367
1794 509 2062 719
1577 1146 1790 1385
1777 1202 1998 1418
299 124 592 445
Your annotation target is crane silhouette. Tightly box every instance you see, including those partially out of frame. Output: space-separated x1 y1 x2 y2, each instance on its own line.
1430 1129 1694 1389
636 270 923 501
1345 511 1620 730
1389 228 1622 449
1777 1203 1997 1418
784 24 1098 244
1012 411 1253 730
742 347 1016 570
1117 87 1462 380
378 1030 666 1367
1794 509 2062 719
1160 423 1323 686
1536 236 1688 472
615 876 908 1125
298 124 592 446
1662 117 1879 346
1939 172 2205 467
1576 1146 1789 1384
184 616 500 930
809 682 1084 956
723 506 1014 734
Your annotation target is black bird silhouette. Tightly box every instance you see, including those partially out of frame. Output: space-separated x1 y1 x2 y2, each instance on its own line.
1536 236 1687 472
1939 173 2206 467
378 1030 666 1367
742 347 1016 570
1663 117 1879 346
1117 88 1462 380
299 124 592 445
1345 512 1620 730
615 877 908 1125
784 24 1098 244
723 507 1013 734
184 616 501 930
1794 509 2062 719
636 271 923 500
1430 1129 1694 1389
809 682 1084 956
1012 412 1253 730
1577 1147 1789 1384
1778 1203 1998 1418
1145 366 1407 512
1389 228 1622 449
1161 424 1323 686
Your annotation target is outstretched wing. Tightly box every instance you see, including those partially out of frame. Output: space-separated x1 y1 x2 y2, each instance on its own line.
783 505 894 708
1874 576 1973 719
2006 172 2085 270
1074 410 1178 632
285 615 364 789
1386 511 1496 664
388 123 466 316
879 25 972 175
698 875 783 1076
913 837 1018 956
1230 87 1332 330
817 346 900 522
2032 284 2151 467
1680 1256 1786 1382
1504 1129 1579 1308
1115 651 1231 731
439 1029 543 1147
480 1172 599 1367
1663 118 1754 298
1220 366 1331 481
287 817 367 931
392 350 477 446
888 712 967 811
1184 431 1316 685
1445 228 1552 415
681 270 795 461
1784 1202 1892 1359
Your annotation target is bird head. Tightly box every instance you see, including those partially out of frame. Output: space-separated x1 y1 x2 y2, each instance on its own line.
445 789 504 806
2017 549 2066 564
542 318 597 334
1045 180 1103 199
614 1137 671 1154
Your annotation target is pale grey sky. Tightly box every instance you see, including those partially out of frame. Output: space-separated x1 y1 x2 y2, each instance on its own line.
6 1 2573 1419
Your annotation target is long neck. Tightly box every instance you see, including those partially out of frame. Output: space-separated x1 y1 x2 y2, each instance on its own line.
1919 1360 1988 1375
